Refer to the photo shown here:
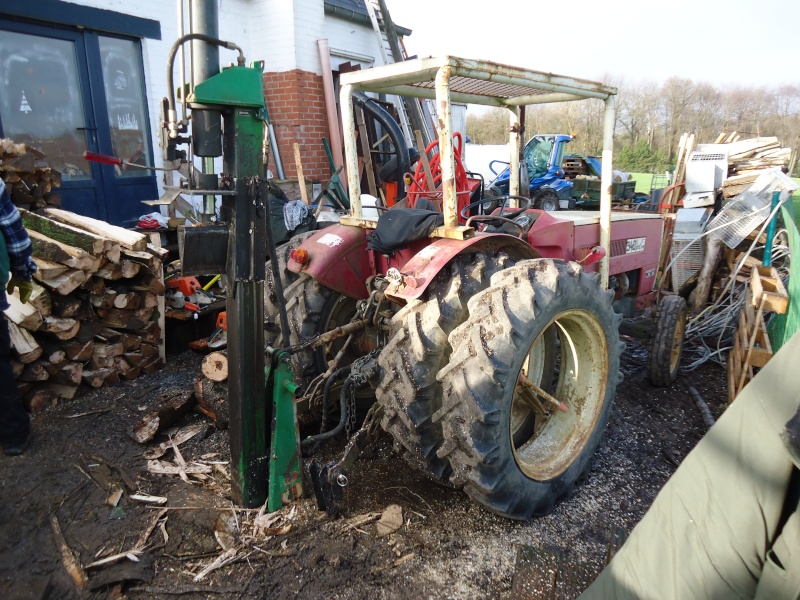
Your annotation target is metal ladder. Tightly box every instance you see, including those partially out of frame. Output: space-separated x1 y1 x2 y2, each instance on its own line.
363 0 413 145
364 0 435 148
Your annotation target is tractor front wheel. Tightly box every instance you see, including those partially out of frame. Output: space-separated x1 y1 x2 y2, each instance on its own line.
436 259 623 520
648 295 687 387
533 190 560 212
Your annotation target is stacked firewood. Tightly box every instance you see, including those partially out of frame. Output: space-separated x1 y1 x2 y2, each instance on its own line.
713 135 794 198
0 139 63 211
7 207 167 411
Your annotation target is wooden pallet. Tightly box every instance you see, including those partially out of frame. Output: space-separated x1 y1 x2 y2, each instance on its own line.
728 267 788 402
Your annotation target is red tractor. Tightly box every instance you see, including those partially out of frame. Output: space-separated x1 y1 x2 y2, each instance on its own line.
269 57 678 520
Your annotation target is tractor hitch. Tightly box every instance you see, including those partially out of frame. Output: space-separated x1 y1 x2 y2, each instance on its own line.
309 402 385 518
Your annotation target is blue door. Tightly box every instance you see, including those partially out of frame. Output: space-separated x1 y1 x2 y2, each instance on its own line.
0 22 157 226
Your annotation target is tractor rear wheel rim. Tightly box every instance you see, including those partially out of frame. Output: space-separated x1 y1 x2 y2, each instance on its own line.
511 309 608 480
670 312 686 372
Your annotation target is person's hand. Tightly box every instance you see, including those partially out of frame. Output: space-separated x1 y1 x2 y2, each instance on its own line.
7 276 32 304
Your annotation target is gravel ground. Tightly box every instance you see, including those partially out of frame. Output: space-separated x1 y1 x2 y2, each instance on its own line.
0 343 726 599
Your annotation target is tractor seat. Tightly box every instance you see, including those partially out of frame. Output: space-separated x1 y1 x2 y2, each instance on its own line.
366 208 444 254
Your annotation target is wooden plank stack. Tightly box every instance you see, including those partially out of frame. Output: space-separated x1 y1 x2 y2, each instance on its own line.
728 266 788 402
712 135 794 199
6 207 167 412
0 139 63 211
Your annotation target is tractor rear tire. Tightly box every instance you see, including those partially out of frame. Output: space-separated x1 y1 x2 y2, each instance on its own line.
265 231 314 346
533 190 560 212
377 252 514 479
436 259 623 519
648 295 687 387
284 275 360 393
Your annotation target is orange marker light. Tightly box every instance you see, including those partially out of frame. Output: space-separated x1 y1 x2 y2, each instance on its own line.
290 248 309 265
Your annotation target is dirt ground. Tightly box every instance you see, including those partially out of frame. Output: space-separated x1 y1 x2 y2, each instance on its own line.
0 343 727 599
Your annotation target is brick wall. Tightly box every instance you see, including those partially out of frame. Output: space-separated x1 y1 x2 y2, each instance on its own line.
264 70 330 182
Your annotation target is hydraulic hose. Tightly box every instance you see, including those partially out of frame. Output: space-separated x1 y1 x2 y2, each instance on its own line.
301 375 355 450
320 367 351 435
352 91 409 198
166 33 245 137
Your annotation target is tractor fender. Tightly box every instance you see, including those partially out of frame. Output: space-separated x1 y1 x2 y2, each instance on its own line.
286 224 370 300
385 234 539 303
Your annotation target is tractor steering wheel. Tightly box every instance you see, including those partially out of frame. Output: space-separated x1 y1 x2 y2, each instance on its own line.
459 194 532 225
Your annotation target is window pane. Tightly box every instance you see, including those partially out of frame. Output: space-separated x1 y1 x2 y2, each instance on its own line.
99 36 150 177
0 30 92 180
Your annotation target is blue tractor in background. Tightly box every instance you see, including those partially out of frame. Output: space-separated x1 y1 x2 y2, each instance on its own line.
485 133 575 211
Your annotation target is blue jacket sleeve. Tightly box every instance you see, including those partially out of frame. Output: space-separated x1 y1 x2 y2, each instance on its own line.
0 179 37 280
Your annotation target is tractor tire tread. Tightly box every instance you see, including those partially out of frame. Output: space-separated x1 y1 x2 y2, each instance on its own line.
377 252 513 480
435 259 623 520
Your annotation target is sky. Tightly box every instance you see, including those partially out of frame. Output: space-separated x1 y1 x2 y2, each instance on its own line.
386 0 798 89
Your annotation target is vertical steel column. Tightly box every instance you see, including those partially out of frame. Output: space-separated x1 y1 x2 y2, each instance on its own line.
225 108 268 507
435 65 457 231
340 84 361 218
599 95 616 289
508 107 520 199
191 0 221 222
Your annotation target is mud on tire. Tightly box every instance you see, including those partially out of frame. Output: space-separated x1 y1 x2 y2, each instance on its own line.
265 231 315 346
284 275 359 393
377 253 514 479
435 259 624 520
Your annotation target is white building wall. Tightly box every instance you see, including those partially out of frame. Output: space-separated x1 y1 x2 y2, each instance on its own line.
61 0 382 202
324 15 380 70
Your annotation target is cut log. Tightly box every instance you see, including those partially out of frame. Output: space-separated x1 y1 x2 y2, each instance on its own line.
135 321 162 345
112 356 130 376
95 262 123 280
82 368 119 389
74 320 103 344
95 307 154 330
28 230 99 271
44 208 147 251
120 260 142 279
123 352 144 367
130 390 196 444
194 376 229 427
34 268 88 295
64 339 95 362
130 272 166 295
90 290 118 310
201 352 228 382
9 321 42 363
95 327 123 344
121 335 141 352
48 349 67 365
19 361 50 382
121 247 160 269
32 257 69 280
112 292 142 310
119 365 142 381
51 295 83 319
26 388 57 413
5 291 44 331
82 277 106 296
29 282 52 316
52 361 83 386
92 342 124 361
140 343 159 359
20 209 106 255
41 316 80 340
